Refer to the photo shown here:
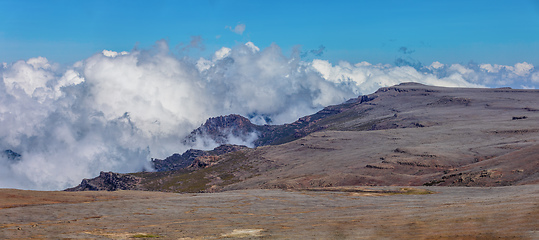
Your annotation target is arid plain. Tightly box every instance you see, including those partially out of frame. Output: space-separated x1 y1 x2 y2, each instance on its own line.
1 186 538 239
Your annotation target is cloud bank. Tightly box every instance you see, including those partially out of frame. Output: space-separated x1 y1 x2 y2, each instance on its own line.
1 40 538 190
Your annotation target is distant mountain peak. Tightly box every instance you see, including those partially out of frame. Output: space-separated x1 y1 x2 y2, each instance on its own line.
183 114 259 147
2 149 21 162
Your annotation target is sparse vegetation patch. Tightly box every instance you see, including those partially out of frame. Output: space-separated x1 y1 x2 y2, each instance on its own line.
131 233 162 238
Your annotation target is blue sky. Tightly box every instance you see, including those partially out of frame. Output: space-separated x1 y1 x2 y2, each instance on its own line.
1 0 538 66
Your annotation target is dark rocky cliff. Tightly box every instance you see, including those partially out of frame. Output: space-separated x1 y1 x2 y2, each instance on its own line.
65 171 141 191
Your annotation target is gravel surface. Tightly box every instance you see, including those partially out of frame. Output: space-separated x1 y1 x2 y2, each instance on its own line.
1 185 537 239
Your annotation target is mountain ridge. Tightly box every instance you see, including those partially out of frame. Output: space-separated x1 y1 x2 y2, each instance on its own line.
67 83 539 192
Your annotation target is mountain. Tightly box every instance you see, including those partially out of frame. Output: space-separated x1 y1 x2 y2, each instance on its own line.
1 150 21 162
68 83 539 192
183 114 261 146
184 94 378 147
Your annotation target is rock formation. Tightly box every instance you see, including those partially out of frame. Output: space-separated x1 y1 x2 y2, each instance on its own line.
65 171 141 191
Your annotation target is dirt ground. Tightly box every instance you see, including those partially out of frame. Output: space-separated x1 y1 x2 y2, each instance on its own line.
1 185 538 239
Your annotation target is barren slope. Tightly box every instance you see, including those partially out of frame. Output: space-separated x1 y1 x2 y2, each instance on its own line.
136 83 539 192
69 83 539 192
220 83 539 190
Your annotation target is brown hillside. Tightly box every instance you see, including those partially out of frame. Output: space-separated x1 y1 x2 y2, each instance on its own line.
119 83 539 192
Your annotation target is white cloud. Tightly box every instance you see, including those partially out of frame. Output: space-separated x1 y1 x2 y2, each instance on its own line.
355 61 372 67
102 50 129 58
244 42 259 52
480 63 502 73
26 56 53 69
449 64 474 75
310 60 484 95
196 57 213 72
3 57 55 97
480 62 534 78
532 72 539 83
214 47 231 60
512 62 534 76
429 61 444 69
435 62 536 87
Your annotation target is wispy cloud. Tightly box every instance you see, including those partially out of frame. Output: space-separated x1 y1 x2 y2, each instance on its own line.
179 35 206 52
226 23 246 35
301 45 326 58
398 46 415 54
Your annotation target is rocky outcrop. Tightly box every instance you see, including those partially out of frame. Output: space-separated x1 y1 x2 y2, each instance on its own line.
183 99 361 147
65 171 141 191
2 150 21 162
152 149 207 172
152 144 249 172
188 155 221 170
184 114 260 146
210 144 249 155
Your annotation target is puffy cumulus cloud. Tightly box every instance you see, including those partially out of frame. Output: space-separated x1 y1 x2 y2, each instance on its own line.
0 56 154 190
244 41 260 52
513 62 535 76
431 62 536 87
196 42 353 124
310 60 483 95
214 47 232 60
2 40 539 190
83 44 213 139
531 72 539 83
480 62 534 77
309 59 539 96
429 61 444 69
3 57 57 99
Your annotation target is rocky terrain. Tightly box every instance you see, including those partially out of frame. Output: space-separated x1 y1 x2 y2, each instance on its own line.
1 186 537 239
184 96 373 148
69 82 539 192
65 171 142 191
151 144 248 172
